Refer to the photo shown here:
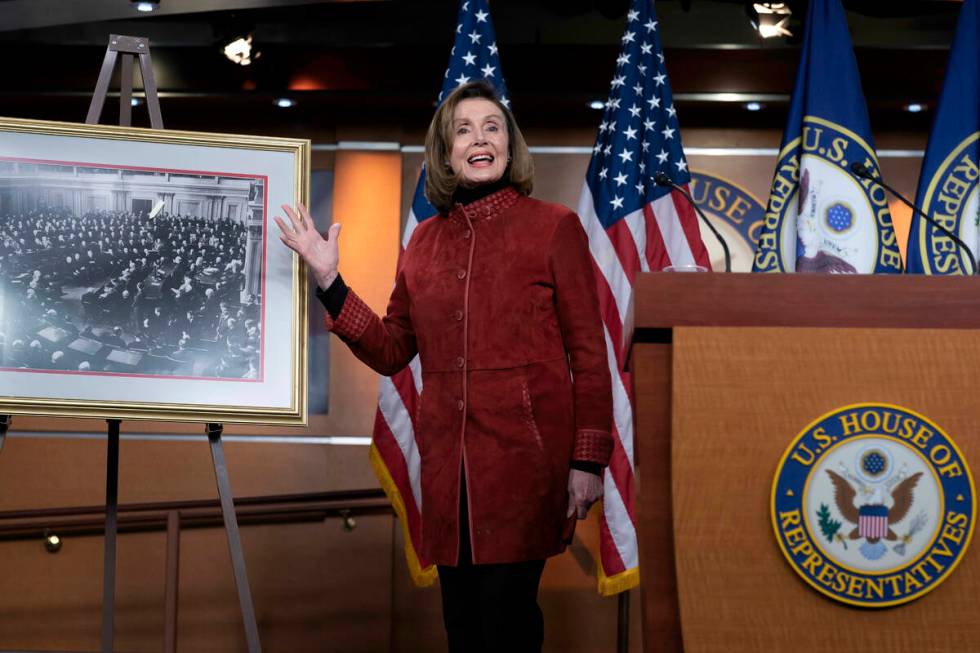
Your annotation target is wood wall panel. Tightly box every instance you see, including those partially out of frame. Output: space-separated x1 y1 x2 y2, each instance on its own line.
671 326 980 653
0 438 380 511
0 518 393 652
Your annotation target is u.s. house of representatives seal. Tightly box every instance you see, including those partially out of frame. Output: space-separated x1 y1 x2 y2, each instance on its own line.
771 403 975 607
753 116 903 274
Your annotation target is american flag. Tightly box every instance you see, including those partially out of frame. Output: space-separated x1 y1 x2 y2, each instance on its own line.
575 0 709 595
369 0 506 587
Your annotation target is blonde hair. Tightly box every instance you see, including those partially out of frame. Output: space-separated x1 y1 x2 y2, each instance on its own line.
423 81 533 213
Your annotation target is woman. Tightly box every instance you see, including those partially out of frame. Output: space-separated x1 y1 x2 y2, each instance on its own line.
276 81 612 652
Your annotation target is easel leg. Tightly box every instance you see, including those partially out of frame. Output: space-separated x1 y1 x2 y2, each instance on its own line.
206 423 262 652
0 415 11 455
102 419 121 653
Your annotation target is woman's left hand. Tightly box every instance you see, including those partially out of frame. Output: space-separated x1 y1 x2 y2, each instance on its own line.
567 469 603 520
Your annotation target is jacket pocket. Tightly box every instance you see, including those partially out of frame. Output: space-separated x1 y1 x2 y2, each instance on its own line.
520 375 545 452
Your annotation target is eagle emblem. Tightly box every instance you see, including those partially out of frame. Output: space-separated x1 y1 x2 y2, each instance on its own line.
826 469 922 560
773 404 974 607
795 166 859 274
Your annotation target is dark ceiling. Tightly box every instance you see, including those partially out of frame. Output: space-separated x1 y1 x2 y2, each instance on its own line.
0 0 965 139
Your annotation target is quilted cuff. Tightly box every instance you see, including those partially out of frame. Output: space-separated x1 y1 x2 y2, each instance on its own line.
324 290 373 341
572 428 613 466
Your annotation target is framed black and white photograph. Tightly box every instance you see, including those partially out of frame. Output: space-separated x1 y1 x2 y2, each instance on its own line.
0 117 310 425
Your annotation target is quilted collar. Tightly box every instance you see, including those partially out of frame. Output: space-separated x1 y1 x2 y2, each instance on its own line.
446 186 521 223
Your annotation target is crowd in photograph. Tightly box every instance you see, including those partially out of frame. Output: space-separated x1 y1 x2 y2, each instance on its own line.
0 205 261 379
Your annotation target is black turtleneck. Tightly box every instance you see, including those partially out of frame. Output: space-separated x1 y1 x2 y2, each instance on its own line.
451 177 510 207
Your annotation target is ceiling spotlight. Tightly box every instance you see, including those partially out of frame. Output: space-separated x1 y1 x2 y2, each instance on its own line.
758 19 791 38
44 530 62 553
905 103 925 113
750 3 792 39
131 97 143 107
589 100 605 110
223 35 257 66
132 0 160 12
275 98 296 109
745 101 762 112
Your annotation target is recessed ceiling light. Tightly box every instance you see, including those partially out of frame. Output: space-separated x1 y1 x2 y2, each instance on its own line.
275 98 296 109
905 103 925 113
589 100 605 110
745 101 762 112
132 0 160 12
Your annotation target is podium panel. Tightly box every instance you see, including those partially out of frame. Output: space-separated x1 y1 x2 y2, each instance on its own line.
670 326 980 652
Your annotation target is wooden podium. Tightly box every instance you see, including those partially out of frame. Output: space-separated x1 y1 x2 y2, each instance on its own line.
630 272 980 653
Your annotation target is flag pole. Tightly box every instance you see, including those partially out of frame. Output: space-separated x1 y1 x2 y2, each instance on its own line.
618 590 630 652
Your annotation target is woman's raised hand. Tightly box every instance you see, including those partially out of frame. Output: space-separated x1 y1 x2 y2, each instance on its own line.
274 203 341 289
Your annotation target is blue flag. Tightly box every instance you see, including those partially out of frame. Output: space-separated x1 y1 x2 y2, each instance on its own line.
906 0 979 275
752 0 903 274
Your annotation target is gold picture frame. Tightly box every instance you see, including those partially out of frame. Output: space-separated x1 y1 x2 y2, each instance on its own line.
0 116 310 425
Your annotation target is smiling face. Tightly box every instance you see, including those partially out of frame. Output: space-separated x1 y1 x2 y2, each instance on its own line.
449 97 510 188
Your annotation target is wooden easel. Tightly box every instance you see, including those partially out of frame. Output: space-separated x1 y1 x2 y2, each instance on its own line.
87 35 261 653
86 34 163 129
0 35 262 653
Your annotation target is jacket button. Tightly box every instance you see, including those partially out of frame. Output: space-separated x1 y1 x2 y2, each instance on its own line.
457 269 466 280
457 399 464 411
456 356 464 368
453 310 463 321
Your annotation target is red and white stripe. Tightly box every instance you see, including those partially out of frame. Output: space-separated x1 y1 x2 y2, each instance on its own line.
860 515 889 540
370 206 436 580
576 181 707 592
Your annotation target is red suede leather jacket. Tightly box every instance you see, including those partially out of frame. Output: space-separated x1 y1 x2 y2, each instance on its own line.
327 186 613 565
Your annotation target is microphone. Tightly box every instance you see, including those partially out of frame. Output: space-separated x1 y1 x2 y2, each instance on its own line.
654 172 731 272
849 162 977 275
